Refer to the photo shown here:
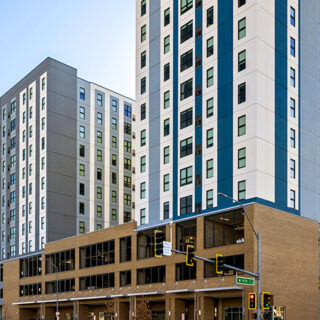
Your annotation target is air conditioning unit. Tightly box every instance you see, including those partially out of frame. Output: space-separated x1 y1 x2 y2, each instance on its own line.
132 167 136 174
132 150 136 156
132 115 136 122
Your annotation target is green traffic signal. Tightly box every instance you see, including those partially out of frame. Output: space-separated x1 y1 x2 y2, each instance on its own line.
186 244 195 266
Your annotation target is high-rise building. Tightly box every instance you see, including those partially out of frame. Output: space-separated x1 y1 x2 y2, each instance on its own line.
0 57 135 259
135 0 320 227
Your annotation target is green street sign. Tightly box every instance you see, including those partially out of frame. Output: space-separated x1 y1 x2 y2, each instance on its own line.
236 277 255 286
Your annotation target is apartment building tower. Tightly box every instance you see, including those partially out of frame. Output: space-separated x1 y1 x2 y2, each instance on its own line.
135 0 320 227
0 58 135 260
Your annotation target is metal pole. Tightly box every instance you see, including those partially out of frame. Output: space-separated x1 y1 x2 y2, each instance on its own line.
56 265 59 319
257 233 261 320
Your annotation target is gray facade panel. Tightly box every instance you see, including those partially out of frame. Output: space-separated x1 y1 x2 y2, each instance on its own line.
148 0 161 226
300 0 320 221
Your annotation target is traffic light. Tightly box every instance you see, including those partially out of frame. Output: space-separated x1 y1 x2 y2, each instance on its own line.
186 244 195 266
251 313 257 319
262 292 271 309
216 254 224 275
248 292 256 310
154 230 164 258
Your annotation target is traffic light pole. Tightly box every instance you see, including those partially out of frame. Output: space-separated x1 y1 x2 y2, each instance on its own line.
218 193 261 320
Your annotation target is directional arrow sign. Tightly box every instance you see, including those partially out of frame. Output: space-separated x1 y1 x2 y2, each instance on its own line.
236 276 255 286
163 241 172 256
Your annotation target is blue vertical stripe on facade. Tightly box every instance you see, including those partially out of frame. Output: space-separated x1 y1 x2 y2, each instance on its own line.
194 3 203 210
275 0 288 210
172 0 179 220
217 0 233 208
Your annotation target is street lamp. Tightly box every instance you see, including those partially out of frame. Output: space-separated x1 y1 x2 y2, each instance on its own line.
40 257 59 319
218 192 261 320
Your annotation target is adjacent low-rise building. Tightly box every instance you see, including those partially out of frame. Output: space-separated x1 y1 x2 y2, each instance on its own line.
2 203 318 320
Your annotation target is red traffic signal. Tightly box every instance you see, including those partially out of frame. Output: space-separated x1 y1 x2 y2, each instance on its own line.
248 293 256 310
252 313 257 319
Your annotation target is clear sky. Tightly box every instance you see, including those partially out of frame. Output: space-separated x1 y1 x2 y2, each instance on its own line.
0 0 136 99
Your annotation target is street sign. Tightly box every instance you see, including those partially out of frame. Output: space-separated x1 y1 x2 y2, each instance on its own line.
163 241 172 256
236 276 255 286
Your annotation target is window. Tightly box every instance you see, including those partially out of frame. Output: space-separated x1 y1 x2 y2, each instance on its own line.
289 189 296 209
80 87 85 100
238 180 246 200
141 77 146 94
124 140 131 153
180 108 193 130
42 97 46 110
238 50 246 71
164 146 170 164
41 117 45 130
176 261 196 281
22 186 26 198
97 131 103 143
97 149 102 162
97 168 102 180
79 221 85 234
163 119 170 136
290 37 295 57
29 202 32 214
79 202 85 215
23 112 26 123
164 35 170 54
120 236 131 262
140 209 146 225
238 148 246 168
180 195 192 215
140 103 146 120
205 98 214 118
112 154 117 166
124 176 131 188
207 37 213 57
181 20 193 43
11 101 16 113
97 93 102 106
207 67 214 87
163 174 170 191
290 68 295 87
164 63 170 81
141 51 146 68
97 205 103 218
207 7 213 27
29 125 33 138
180 166 193 186
238 115 246 136
180 78 193 100
290 159 296 178
141 25 147 42
112 99 117 112
41 137 45 150
141 130 146 146
112 118 117 130
124 158 131 170
238 83 246 104
140 182 146 199
137 266 166 285
41 177 45 190
163 202 169 219
79 106 85 119
11 137 16 149
140 156 146 173
112 172 117 184
123 104 132 118
41 197 45 209
290 98 296 118
180 137 193 158
79 126 85 138
79 183 85 195
41 157 45 169
290 7 295 27
164 91 170 109
181 0 193 14
207 129 213 148
238 18 246 39
124 193 131 206
112 191 117 203
112 136 117 148
164 8 170 26
238 0 246 7
207 159 214 178
97 112 102 125
29 221 32 233
141 0 146 15
23 93 26 105
180 49 193 72
79 164 85 176
11 119 16 131
290 129 296 148
97 187 102 199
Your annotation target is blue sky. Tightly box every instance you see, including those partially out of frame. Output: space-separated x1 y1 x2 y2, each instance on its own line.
0 0 136 99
